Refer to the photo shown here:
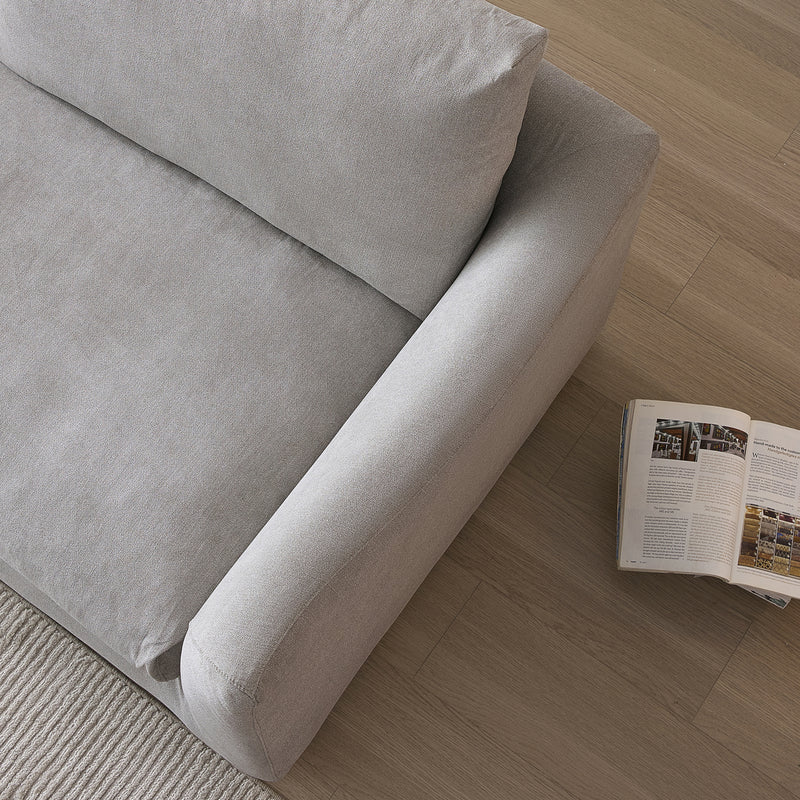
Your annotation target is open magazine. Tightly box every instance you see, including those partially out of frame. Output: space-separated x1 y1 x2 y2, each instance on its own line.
617 399 800 608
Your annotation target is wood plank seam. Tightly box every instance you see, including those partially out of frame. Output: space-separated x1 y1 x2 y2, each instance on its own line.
412 582 481 679
776 120 800 157
662 233 721 315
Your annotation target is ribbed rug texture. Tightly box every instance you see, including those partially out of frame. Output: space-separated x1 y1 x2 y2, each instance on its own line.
0 583 285 800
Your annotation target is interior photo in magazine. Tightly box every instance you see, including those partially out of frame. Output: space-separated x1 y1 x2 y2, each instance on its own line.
617 400 800 606
651 419 748 462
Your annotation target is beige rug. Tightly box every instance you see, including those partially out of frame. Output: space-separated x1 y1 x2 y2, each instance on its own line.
0 583 286 800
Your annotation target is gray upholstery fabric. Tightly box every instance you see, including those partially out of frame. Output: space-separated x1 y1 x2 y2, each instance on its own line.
0 62 419 680
0 0 547 318
181 62 660 780
0 558 201 733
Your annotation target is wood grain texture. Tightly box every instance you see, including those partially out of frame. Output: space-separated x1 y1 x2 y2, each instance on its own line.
575 290 800 426
302 659 574 800
778 126 800 168
272 761 338 800
416 583 792 800
694 603 800 796
511 0 800 132
668 238 800 396
512 376 605 485
621 196 718 312
735 0 800 38
369 555 479 677
656 0 800 77
507 0 791 155
473 465 757 720
274 0 800 797
651 142 800 278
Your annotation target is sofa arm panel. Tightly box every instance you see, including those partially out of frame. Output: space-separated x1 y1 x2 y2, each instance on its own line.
181 62 659 781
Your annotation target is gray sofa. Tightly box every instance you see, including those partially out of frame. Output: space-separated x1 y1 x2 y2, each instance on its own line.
0 0 658 782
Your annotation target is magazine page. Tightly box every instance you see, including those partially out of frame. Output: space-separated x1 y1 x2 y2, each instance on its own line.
618 400 751 579
730 421 800 597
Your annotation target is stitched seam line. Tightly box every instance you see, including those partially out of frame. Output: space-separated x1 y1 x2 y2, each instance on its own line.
186 629 255 700
252 698 279 779
187 630 279 778
512 36 548 72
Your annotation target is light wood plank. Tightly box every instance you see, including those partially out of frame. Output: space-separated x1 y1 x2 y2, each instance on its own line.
621 196 718 313
444 509 504 580
512 376 605 485
547 36 800 216
668 237 800 397
545 398 622 523
574 290 800 428
694 602 800 796
520 32 800 275
735 0 800 37
472 464 756 720
530 35 800 276
656 0 800 77
651 147 800 280
298 659 574 800
777 125 800 169
500 0 791 156
511 0 800 133
416 582 794 800
274 759 339 800
370 555 479 677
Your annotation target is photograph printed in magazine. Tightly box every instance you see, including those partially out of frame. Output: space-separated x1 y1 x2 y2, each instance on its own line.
618 399 800 606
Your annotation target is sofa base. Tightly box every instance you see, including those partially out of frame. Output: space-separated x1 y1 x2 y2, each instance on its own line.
0 560 203 747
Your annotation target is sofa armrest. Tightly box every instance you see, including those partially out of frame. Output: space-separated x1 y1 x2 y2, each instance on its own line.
180 61 659 781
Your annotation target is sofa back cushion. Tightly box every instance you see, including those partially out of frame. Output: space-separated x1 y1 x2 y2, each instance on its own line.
0 0 546 317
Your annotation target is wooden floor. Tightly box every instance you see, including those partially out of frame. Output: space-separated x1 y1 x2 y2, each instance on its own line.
275 1 800 798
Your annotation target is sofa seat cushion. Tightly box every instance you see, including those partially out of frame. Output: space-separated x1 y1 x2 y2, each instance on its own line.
0 64 420 680
0 0 546 318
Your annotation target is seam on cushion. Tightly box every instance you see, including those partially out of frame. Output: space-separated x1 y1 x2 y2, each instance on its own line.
185 627 283 777
251 690 278 780
187 629 256 700
139 635 185 648
511 36 548 73
487 37 547 89
249 136 656 705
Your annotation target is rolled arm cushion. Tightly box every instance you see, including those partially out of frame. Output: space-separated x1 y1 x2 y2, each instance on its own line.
181 62 659 781
0 0 546 317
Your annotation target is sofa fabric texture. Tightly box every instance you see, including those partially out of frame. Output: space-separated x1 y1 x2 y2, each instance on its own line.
0 0 659 781
0 61 419 679
0 0 547 318
0 60 657 781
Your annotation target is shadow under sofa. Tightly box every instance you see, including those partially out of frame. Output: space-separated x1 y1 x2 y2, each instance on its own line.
0 6 658 784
